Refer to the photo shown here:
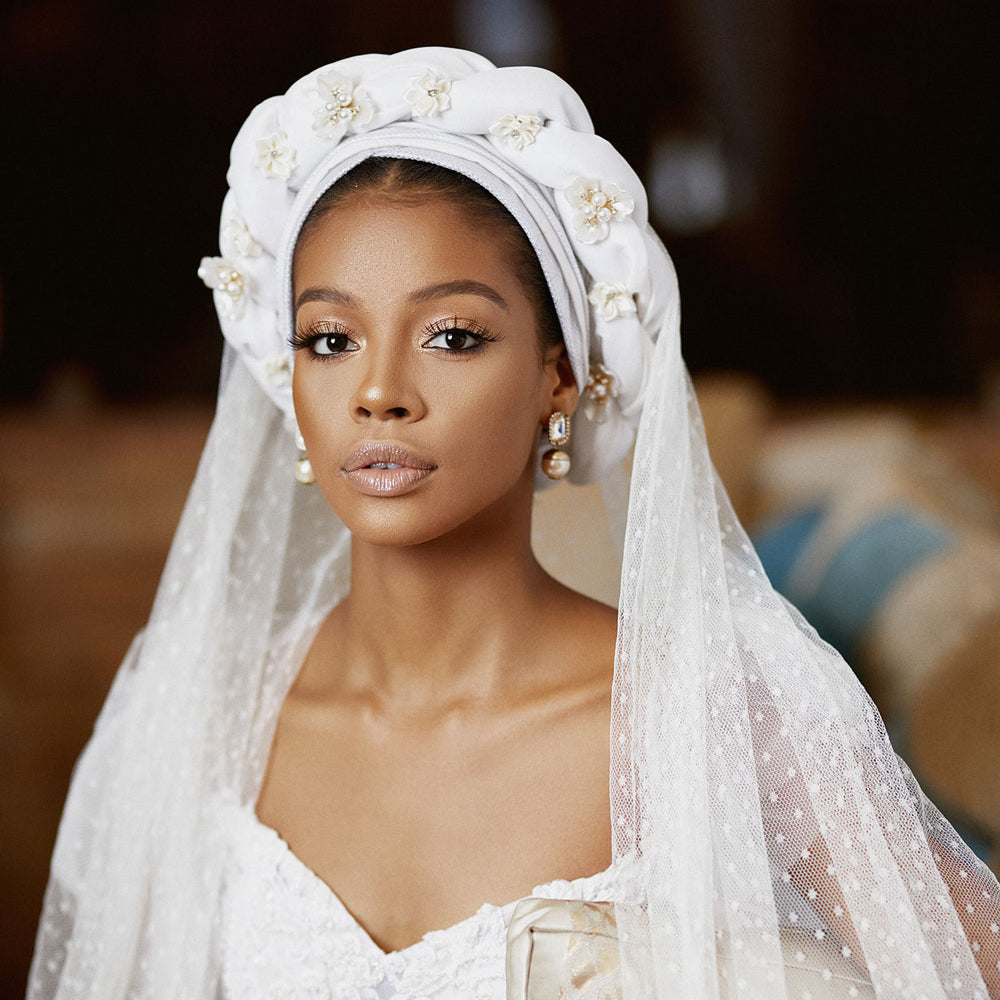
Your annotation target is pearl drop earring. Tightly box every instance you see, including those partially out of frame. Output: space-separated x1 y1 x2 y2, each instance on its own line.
294 428 316 485
540 411 571 480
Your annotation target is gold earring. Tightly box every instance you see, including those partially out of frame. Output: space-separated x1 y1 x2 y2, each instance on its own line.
294 428 316 485
541 411 571 480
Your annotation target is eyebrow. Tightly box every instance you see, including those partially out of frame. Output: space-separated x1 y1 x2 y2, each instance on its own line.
295 287 359 311
294 279 509 313
408 280 509 312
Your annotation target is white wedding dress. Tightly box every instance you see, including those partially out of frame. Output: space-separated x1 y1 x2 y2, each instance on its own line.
217 801 874 1000
218 802 624 1000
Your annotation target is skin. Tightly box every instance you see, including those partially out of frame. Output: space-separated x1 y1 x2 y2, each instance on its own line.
256 193 617 954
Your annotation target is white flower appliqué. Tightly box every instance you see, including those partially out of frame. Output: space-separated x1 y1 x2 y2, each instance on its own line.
313 70 375 142
404 71 452 118
489 113 544 151
198 257 249 321
565 178 634 244
583 363 620 424
254 131 297 181
221 216 262 258
588 282 637 321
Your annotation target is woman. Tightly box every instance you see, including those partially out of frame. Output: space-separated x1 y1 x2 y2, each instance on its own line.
29 47 1000 999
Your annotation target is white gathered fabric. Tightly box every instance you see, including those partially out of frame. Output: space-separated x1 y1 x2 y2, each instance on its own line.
29 47 1000 1000
217 801 630 999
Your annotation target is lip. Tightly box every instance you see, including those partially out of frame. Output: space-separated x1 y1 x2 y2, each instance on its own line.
341 441 436 496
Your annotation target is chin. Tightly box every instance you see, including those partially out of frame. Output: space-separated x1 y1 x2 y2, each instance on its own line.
321 474 530 551
316 486 467 549
344 513 459 549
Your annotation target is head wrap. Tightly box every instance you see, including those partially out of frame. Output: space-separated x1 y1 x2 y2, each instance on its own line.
199 46 672 482
30 47 1000 1000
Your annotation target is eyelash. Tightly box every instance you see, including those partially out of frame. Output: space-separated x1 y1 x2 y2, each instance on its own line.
423 316 501 353
288 316 501 359
288 322 353 358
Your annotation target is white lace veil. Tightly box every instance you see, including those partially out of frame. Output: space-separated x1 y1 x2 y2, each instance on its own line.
28 47 1000 1000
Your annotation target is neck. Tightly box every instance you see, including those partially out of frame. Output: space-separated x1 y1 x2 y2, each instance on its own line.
333 483 556 704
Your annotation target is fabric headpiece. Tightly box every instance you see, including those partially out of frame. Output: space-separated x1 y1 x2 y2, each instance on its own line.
198 46 677 482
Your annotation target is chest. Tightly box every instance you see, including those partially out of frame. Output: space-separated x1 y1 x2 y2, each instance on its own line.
255 697 612 952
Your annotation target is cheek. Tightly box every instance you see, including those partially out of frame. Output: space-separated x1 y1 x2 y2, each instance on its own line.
291 368 347 468
292 373 360 519
444 370 545 482
291 371 323 441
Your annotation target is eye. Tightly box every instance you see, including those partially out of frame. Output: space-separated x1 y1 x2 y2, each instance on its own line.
312 331 358 356
423 317 500 352
425 328 483 351
289 324 358 358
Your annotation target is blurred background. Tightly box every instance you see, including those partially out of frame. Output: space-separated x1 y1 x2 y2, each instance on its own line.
1 0 999 995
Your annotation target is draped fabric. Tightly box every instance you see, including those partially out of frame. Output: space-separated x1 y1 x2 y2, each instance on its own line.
29 47 1000 1000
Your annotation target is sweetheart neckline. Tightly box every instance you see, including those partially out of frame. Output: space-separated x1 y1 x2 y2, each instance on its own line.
230 802 618 960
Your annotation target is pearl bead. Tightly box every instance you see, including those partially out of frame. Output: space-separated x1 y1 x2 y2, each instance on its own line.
295 457 315 485
541 448 571 480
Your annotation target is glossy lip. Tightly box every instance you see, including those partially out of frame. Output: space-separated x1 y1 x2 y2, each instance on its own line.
341 441 437 497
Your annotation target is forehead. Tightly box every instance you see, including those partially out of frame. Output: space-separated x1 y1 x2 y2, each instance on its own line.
291 195 540 327
293 194 526 290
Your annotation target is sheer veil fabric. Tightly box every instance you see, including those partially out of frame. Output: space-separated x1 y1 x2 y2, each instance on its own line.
28 47 1000 999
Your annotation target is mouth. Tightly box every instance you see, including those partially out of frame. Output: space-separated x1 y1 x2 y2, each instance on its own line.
341 442 436 496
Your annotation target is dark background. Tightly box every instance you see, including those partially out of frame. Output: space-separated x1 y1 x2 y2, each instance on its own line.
2 0 998 410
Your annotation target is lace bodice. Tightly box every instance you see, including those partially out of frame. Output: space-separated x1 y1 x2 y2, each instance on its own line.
218 803 624 1000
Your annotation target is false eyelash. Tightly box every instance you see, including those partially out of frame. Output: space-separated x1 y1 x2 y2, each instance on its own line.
425 315 502 342
287 322 352 352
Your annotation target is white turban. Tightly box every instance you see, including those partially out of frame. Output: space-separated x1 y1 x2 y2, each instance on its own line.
200 46 678 482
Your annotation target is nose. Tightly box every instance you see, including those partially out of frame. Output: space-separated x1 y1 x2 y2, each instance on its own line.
349 341 425 423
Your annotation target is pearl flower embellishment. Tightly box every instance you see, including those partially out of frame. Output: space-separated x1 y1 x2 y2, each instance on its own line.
313 70 375 142
583 364 620 423
221 216 262 258
198 258 249 320
489 113 544 150
588 282 637 321
565 178 634 244
404 71 452 118
254 130 297 181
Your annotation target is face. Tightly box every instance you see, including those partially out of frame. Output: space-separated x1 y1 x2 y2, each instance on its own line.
291 194 577 547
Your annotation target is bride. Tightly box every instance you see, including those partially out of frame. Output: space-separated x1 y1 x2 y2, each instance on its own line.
28 47 1000 1000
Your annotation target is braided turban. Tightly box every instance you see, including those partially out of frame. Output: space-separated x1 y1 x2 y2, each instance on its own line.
199 46 678 482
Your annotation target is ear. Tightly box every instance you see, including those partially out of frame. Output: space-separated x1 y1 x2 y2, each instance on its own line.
542 342 580 418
